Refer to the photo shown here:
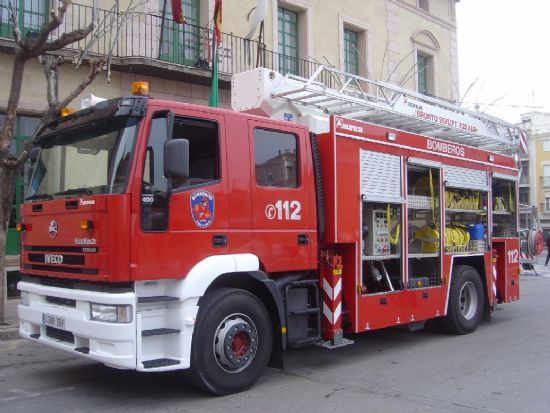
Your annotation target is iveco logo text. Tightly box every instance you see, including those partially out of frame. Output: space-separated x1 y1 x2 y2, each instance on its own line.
44 254 63 264
335 118 363 133
427 139 465 157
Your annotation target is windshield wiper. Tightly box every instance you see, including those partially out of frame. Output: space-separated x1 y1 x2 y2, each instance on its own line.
25 193 53 201
54 188 93 197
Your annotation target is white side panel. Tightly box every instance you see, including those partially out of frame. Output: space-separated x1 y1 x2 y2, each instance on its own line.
444 165 489 191
360 149 403 202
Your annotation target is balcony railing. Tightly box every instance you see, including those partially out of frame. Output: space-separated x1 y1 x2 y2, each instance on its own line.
540 177 550 188
0 3 337 87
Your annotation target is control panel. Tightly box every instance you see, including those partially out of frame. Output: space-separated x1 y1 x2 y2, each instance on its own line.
364 209 391 255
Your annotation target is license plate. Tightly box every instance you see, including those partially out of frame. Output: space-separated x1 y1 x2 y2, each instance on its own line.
42 313 66 330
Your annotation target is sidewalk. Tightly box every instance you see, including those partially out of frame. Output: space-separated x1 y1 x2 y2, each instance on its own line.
0 297 20 341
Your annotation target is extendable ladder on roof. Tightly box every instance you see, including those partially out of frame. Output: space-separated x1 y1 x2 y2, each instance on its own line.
270 66 525 155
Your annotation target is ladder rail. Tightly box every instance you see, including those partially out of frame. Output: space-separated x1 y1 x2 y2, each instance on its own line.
270 66 524 155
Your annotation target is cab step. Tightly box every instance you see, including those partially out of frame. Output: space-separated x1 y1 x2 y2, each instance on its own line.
142 328 181 337
142 358 180 369
137 296 179 304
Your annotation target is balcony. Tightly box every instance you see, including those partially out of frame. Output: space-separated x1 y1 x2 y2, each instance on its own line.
0 3 335 88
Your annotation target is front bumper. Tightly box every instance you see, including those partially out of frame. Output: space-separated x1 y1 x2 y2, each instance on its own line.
18 280 137 369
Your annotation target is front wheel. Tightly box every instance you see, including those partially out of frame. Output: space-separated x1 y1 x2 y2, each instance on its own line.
439 265 484 335
187 288 273 395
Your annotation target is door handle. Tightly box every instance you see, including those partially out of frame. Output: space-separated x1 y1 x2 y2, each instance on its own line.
212 235 227 248
297 234 309 246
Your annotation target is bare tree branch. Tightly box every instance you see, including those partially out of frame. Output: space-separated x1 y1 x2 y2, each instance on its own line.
24 0 72 52
5 0 24 48
55 59 104 114
41 24 94 53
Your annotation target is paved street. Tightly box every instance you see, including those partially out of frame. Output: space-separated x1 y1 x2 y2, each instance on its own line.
2 273 550 413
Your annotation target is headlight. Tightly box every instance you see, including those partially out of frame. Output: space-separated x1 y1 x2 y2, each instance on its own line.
20 291 29 306
90 303 133 323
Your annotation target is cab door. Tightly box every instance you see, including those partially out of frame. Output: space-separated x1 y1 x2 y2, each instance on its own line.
248 120 315 272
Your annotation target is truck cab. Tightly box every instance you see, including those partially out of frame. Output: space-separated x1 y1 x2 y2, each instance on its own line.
18 87 317 394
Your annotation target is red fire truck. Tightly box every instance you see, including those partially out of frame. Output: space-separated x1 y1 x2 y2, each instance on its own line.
17 67 543 394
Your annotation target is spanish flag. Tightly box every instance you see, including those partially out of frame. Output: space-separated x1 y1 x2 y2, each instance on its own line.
213 0 222 46
171 0 186 24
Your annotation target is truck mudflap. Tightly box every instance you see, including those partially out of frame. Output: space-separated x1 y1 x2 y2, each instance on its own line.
18 280 138 370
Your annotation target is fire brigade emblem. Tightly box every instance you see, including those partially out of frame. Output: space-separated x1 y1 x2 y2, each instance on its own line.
336 118 344 128
48 220 58 239
190 191 214 228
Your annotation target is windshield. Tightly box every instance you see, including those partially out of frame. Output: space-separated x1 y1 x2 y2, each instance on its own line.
28 117 139 199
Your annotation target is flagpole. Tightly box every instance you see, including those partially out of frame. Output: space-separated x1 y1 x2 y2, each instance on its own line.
209 1 222 107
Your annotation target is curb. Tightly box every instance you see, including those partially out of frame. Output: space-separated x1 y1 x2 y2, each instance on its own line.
0 325 20 341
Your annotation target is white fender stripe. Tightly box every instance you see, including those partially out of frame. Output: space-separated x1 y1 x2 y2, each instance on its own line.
176 253 260 300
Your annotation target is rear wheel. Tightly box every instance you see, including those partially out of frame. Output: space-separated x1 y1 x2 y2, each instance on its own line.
187 288 272 395
439 265 484 335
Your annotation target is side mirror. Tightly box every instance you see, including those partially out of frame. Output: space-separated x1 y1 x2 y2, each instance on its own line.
164 139 189 178
29 147 40 164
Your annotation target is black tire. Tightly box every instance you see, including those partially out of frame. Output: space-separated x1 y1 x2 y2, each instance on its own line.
187 288 273 395
439 265 484 335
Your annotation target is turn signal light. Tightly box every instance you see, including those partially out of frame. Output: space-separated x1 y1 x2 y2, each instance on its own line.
80 219 93 230
16 223 26 232
131 81 149 96
60 107 76 117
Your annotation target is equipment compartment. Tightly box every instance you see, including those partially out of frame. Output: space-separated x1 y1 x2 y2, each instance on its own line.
492 178 518 238
361 201 403 293
444 188 489 253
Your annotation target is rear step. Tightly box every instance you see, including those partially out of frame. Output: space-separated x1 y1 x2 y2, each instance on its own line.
137 296 179 304
142 328 181 337
285 279 321 347
142 358 181 369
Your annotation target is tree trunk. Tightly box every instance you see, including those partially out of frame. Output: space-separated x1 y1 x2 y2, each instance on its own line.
0 162 23 324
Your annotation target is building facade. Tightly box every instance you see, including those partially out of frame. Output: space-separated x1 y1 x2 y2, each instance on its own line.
521 112 550 238
1 0 460 258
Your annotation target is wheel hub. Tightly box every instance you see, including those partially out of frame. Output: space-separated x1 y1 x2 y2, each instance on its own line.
214 314 258 373
459 281 478 320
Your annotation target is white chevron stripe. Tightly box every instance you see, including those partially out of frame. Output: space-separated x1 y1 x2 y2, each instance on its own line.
323 302 332 323
334 278 342 298
334 302 342 323
492 265 497 296
323 278 333 299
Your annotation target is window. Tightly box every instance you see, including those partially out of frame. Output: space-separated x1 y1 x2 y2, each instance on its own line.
159 0 200 65
418 0 429 12
141 114 220 231
278 7 298 75
254 129 298 188
519 188 529 205
545 193 550 212
543 140 550 151
417 52 433 95
0 1 49 39
344 29 359 75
